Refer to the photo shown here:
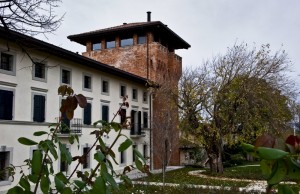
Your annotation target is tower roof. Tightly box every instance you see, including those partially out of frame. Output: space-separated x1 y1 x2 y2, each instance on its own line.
68 21 191 50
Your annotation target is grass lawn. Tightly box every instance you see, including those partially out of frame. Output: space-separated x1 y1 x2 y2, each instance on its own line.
116 163 299 194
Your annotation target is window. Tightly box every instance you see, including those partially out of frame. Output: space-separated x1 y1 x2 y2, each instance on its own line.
138 35 146 44
130 110 141 135
106 40 115 49
120 150 126 164
61 68 71 85
102 104 109 122
0 89 13 120
0 52 15 75
82 146 90 169
0 152 9 181
33 94 46 122
132 145 137 162
120 38 133 47
60 146 70 175
92 43 101 51
132 88 138 101
83 74 92 91
143 91 148 103
143 145 147 158
120 85 126 97
143 111 148 128
33 62 46 82
83 102 92 125
120 108 126 124
102 80 109 94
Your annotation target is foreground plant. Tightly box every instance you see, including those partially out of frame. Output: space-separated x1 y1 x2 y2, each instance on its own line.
242 134 300 194
5 85 149 194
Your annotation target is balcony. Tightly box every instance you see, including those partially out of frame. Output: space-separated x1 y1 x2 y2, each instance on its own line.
56 118 83 136
130 123 146 138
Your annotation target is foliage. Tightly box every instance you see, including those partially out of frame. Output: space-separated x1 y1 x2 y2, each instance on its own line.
178 43 296 173
0 0 63 35
242 133 300 194
4 85 149 194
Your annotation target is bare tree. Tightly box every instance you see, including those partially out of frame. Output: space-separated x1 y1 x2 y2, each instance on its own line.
0 0 63 35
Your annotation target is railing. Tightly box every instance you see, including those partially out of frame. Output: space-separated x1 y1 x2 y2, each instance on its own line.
55 117 82 135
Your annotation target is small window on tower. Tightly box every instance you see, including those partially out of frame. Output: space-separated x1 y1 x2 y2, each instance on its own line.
92 43 101 51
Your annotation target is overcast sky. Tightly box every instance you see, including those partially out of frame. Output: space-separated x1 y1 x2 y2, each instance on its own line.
39 0 300 83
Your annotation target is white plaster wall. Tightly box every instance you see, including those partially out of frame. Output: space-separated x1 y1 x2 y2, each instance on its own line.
0 39 150 192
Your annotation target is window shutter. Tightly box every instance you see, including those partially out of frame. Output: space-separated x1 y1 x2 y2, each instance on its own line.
102 105 109 122
33 95 45 122
130 110 135 135
120 109 126 124
84 103 91 125
138 111 142 135
0 90 13 120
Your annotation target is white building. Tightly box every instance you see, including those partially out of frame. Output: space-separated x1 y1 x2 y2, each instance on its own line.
0 27 150 192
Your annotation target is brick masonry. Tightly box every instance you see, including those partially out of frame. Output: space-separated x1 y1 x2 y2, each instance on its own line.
83 33 182 169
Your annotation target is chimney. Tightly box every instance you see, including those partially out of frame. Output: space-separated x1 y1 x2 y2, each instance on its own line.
147 11 151 22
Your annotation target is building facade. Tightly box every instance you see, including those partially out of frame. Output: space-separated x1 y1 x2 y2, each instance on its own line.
0 27 150 192
68 12 190 169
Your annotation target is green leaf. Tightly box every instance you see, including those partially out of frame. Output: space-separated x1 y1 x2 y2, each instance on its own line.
19 177 30 191
260 159 274 177
256 147 288 160
101 164 118 189
32 150 43 175
133 149 146 163
241 143 255 153
278 185 296 194
55 175 65 192
18 137 38 146
268 159 287 185
118 139 132 152
74 180 85 190
61 187 73 194
94 151 105 163
68 135 75 144
28 174 38 183
59 143 72 164
56 172 69 184
40 176 50 194
91 176 106 194
33 131 48 136
41 140 58 160
135 158 143 171
7 186 24 194
111 122 121 132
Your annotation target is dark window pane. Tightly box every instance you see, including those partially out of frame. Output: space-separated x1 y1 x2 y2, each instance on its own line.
132 145 136 162
120 151 125 164
120 109 126 124
132 89 137 100
0 152 9 181
138 36 146 44
102 105 109 122
33 95 45 122
93 43 101 51
83 147 90 168
34 62 45 78
62 69 70 84
143 112 148 128
0 90 13 120
102 80 109 93
138 111 142 135
0 53 13 71
106 40 115 49
143 145 147 158
120 85 126 97
84 75 91 89
143 92 148 102
120 38 133 47
84 103 91 125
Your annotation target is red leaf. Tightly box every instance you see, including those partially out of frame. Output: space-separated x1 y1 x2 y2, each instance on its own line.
75 94 87 108
286 135 300 149
254 133 276 148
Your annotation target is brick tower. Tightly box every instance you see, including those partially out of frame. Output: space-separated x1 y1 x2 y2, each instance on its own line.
68 12 190 169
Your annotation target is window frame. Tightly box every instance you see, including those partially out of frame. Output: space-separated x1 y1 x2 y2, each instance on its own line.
101 78 110 95
132 88 138 101
120 84 127 97
120 37 133 47
32 92 47 122
0 146 13 186
92 43 101 51
60 66 72 86
32 60 47 82
82 144 91 170
83 101 92 125
0 51 16 76
0 87 15 121
82 73 92 92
